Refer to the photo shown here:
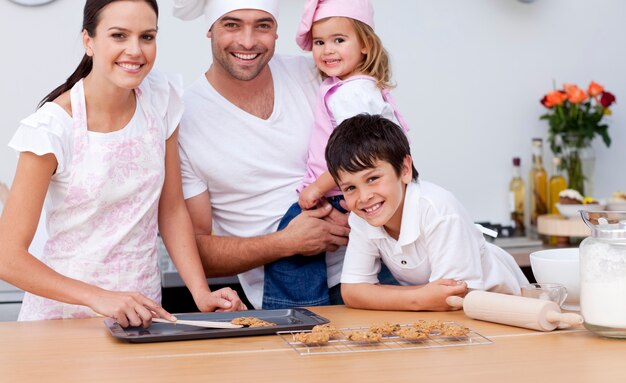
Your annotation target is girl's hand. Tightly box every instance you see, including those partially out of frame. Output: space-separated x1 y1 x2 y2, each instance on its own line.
298 185 323 210
194 287 247 313
415 280 467 311
89 289 175 328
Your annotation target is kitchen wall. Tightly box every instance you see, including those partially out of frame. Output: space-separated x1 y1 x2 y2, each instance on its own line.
1 0 625 228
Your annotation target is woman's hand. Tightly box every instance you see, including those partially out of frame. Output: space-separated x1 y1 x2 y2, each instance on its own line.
194 287 247 312
88 289 175 328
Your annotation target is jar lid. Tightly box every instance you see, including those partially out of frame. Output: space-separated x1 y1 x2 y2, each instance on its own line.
580 211 626 239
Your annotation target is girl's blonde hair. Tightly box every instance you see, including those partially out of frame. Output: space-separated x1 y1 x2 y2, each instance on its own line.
349 18 393 89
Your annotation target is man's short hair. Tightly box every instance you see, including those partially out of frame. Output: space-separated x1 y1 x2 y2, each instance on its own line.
325 114 419 183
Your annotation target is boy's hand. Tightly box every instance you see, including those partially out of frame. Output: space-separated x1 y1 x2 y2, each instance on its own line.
298 185 323 210
416 280 467 311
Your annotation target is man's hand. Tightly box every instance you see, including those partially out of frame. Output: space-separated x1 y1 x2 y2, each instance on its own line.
194 287 247 312
319 199 349 227
282 203 350 255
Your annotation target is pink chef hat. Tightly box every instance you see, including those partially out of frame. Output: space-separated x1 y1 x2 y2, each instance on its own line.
295 0 375 51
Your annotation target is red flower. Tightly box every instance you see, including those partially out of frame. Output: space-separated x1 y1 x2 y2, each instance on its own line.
600 91 616 108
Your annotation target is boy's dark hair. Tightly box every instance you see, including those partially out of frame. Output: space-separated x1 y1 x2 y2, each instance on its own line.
325 114 419 183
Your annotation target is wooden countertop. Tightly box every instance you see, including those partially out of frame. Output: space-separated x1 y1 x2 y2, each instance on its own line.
1 305 625 382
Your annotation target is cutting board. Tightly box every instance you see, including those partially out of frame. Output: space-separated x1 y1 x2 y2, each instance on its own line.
537 214 591 237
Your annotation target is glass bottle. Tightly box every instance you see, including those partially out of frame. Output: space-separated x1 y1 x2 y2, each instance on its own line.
549 157 567 214
579 211 626 338
548 157 568 245
508 157 525 236
529 138 548 240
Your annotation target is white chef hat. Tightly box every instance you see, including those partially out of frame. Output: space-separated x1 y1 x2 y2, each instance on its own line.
173 0 280 30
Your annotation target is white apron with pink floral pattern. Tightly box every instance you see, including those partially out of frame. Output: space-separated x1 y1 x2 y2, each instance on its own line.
19 80 164 320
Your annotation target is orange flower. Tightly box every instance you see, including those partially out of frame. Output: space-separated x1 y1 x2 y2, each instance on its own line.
543 90 567 107
587 81 604 97
565 84 587 104
563 83 576 93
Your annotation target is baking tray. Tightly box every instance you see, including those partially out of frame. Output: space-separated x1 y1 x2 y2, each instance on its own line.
104 308 329 343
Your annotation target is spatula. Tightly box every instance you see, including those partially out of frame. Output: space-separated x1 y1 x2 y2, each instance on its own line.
152 317 243 329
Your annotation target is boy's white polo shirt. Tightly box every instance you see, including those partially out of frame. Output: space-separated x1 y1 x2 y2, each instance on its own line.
341 180 527 295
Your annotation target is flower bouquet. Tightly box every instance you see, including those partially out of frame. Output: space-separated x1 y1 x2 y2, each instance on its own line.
540 81 616 195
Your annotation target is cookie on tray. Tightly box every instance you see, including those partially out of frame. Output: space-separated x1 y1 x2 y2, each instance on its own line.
230 317 277 327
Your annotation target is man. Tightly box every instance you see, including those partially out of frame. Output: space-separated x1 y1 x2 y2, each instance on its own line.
173 0 349 309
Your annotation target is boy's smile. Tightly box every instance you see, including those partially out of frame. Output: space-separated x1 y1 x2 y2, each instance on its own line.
337 156 413 239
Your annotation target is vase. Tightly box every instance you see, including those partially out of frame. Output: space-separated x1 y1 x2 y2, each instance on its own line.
558 134 596 196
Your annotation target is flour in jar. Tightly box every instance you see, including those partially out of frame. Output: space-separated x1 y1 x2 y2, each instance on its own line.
580 242 626 328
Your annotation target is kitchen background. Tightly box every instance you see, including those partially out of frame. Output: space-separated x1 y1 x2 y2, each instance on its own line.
1 0 625 239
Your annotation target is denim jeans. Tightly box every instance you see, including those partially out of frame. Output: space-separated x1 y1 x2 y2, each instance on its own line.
262 198 347 309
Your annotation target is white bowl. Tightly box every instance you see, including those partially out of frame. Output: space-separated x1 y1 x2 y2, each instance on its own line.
555 203 606 219
607 201 626 211
529 248 580 310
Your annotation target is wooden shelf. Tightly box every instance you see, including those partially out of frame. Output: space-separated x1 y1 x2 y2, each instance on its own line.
537 214 591 237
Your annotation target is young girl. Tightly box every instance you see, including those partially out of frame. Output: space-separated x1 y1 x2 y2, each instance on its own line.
262 0 410 309
0 0 245 327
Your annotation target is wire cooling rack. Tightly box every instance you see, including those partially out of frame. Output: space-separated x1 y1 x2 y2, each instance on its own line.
277 322 492 356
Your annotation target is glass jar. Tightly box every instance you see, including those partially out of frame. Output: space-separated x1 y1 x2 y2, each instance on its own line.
558 133 596 196
579 211 626 338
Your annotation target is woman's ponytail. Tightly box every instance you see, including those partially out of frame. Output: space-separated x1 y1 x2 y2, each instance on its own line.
38 54 93 108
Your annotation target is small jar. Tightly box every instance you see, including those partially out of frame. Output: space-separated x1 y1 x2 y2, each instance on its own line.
579 211 626 338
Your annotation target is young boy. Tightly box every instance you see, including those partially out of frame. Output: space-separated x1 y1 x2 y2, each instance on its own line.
325 114 528 311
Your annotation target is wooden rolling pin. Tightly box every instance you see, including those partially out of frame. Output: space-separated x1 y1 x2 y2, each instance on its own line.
446 290 583 332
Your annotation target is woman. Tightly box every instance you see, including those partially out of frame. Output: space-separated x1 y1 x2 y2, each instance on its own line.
0 0 245 328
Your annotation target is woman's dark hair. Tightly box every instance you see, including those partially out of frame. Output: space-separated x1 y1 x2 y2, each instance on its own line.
38 0 159 108
325 114 418 182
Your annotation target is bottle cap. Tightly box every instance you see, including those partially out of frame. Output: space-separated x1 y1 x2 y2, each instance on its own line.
513 157 521 166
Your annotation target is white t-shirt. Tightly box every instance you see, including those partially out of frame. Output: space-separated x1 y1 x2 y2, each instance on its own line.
178 55 345 309
341 180 528 295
